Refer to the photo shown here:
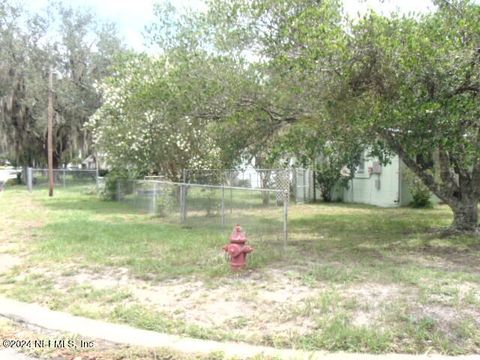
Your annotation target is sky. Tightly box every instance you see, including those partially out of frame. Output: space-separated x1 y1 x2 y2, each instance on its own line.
25 0 436 52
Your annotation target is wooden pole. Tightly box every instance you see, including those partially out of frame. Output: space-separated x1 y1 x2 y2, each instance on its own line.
47 70 54 197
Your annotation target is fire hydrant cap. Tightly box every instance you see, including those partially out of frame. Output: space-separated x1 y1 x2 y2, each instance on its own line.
230 224 247 243
226 243 242 257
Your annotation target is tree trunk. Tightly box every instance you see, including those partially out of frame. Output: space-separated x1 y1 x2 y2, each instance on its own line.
321 186 332 202
260 171 271 205
451 198 478 232
384 139 479 234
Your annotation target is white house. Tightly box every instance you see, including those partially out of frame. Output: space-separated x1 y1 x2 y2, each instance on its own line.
328 152 439 207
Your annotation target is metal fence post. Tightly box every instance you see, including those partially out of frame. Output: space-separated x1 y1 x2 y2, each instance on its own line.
180 185 183 222
180 184 187 224
133 181 138 210
116 180 120 201
178 184 183 224
292 168 297 203
184 185 188 223
221 185 225 227
62 169 66 188
27 167 33 192
179 184 183 223
303 169 307 203
95 165 99 193
283 190 288 249
152 181 157 216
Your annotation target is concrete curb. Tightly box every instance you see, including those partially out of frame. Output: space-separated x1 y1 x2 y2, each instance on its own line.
0 297 478 360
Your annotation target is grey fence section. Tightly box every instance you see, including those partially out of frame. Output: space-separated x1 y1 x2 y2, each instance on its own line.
96 176 106 192
182 168 311 203
26 168 97 191
116 179 288 245
293 168 310 204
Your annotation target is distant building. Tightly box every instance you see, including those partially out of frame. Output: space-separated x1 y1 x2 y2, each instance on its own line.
81 155 96 169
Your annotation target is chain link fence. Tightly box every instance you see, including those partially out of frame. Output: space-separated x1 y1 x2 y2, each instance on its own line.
116 179 288 245
25 168 98 191
182 168 310 203
293 168 311 204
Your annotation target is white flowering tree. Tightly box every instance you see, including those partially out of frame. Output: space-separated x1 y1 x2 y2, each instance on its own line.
89 2 297 185
87 52 227 180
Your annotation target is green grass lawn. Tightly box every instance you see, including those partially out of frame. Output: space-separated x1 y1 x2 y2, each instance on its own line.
0 185 479 355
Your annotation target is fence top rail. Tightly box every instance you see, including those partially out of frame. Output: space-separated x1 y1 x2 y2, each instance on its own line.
182 168 305 172
126 179 288 194
30 168 96 172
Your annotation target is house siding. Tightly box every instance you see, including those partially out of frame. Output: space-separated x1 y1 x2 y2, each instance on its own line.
342 155 401 207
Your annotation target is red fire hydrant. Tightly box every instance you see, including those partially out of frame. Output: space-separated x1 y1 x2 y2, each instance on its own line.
223 224 253 270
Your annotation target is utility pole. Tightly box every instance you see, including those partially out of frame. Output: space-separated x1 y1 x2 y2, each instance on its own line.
47 70 54 197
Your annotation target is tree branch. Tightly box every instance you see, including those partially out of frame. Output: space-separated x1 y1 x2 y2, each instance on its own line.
437 147 461 189
452 83 480 96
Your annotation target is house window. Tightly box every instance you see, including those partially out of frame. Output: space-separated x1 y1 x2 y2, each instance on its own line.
357 151 365 174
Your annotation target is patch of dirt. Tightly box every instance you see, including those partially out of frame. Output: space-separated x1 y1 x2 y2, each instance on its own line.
0 242 18 253
0 254 22 274
410 302 480 338
419 304 460 323
67 267 131 288
344 280 480 332
423 246 480 269
13 261 479 343
396 248 480 275
343 283 410 327
51 266 322 337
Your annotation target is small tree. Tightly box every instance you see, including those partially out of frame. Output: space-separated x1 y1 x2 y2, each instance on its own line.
314 146 359 203
269 121 362 202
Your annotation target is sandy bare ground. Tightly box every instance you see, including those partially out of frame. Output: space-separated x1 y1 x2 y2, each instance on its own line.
15 259 476 347
0 254 21 274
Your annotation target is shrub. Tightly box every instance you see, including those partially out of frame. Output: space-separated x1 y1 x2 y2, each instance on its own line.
404 169 433 208
411 187 433 208
102 168 133 200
